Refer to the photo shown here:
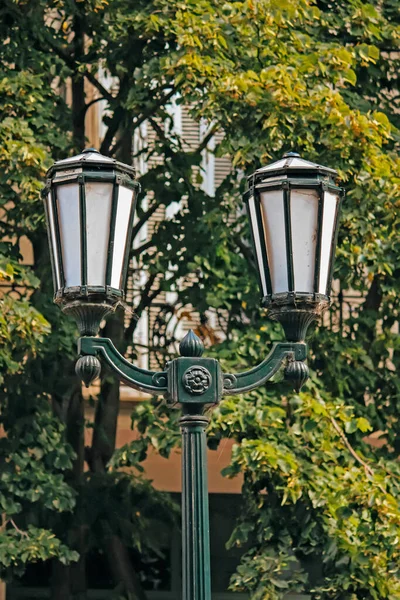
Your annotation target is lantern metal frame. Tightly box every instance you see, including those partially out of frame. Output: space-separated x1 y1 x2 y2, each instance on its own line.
244 153 344 341
42 149 141 335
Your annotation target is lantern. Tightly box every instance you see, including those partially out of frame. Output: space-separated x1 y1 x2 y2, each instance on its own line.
244 152 344 341
43 148 140 335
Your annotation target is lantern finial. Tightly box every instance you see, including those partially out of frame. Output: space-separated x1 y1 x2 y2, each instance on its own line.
82 147 99 154
179 330 204 357
282 151 300 158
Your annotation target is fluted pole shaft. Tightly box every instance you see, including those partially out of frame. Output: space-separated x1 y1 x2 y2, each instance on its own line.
180 413 212 600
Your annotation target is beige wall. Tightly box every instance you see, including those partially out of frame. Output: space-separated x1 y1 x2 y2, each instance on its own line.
85 405 243 494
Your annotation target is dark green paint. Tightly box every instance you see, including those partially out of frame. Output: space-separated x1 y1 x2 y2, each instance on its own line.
78 336 306 403
180 329 205 357
43 149 140 302
254 191 273 295
253 180 340 192
51 186 65 288
327 189 345 296
43 192 58 292
54 285 123 306
244 193 264 297
222 341 307 394
78 337 168 393
167 356 222 407
78 179 87 286
314 183 325 295
105 178 119 287
246 155 344 305
262 290 330 307
180 414 212 600
120 185 138 291
52 172 140 190
283 184 294 292
77 330 309 600
51 153 340 600
47 157 136 180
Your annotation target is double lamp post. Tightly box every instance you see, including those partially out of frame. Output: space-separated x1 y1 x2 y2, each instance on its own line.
42 148 343 600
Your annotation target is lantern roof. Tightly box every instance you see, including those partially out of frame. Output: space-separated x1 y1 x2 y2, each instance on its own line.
48 148 136 178
55 148 115 165
255 152 338 177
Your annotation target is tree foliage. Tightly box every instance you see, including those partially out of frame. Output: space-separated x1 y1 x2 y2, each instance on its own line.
0 0 399 598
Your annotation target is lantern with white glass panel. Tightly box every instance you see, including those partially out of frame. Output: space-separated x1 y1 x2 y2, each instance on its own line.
43 148 140 335
244 152 344 341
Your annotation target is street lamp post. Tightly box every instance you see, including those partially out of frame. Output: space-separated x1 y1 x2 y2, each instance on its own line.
43 149 343 600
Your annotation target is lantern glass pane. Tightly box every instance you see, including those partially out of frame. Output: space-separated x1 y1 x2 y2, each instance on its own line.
290 189 319 293
319 190 339 295
47 193 61 290
248 196 268 296
57 183 81 288
110 186 134 290
85 182 113 286
260 190 288 294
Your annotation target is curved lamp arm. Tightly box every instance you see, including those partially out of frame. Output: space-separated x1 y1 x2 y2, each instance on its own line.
78 337 168 394
77 334 308 401
222 342 307 395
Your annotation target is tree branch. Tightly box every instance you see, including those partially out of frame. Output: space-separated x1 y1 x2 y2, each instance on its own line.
234 233 256 265
329 416 387 495
130 202 161 242
132 87 178 133
9 519 29 538
147 117 168 144
37 27 115 104
83 96 106 115
106 88 179 157
194 123 219 156
109 136 124 158
362 275 382 312
100 106 125 155
124 273 158 342
84 69 114 104
131 240 154 257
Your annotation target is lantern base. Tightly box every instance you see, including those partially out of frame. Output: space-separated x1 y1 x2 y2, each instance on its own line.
270 309 318 342
265 292 330 342
62 301 116 336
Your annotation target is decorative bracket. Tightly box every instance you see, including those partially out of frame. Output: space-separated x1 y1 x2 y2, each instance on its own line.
77 337 168 393
76 332 309 399
222 341 308 394
166 357 223 408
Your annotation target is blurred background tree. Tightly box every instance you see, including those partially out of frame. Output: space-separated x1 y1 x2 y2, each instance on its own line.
0 0 399 598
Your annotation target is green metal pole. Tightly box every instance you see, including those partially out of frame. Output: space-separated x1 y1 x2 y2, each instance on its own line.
76 331 308 600
180 411 212 600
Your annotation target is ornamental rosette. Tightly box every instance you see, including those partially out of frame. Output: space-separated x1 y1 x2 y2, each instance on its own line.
182 366 212 395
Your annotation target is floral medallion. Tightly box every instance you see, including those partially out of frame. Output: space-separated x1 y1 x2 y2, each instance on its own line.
182 366 212 395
